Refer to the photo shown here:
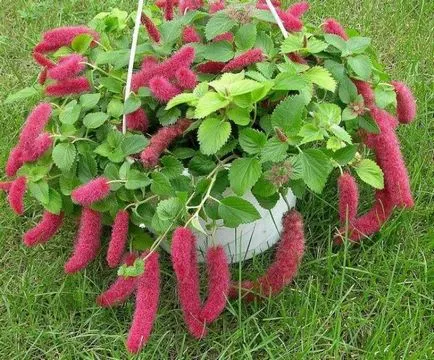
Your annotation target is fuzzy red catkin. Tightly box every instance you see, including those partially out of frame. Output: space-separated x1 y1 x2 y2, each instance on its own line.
353 80 375 109
5 147 24 177
175 67 197 89
196 61 225 74
165 0 174 20
171 228 206 339
222 48 264 72
38 68 48 85
33 52 56 68
8 177 27 215
23 211 64 247
97 252 138 307
71 177 111 206
126 252 161 353
18 103 52 151
287 1 310 18
34 26 99 54
209 0 225 13
256 0 281 9
47 54 85 81
45 77 91 97
149 76 182 102
126 108 149 132
322 18 349 40
200 246 230 324
107 210 130 268
213 32 234 43
64 208 102 274
141 14 161 43
21 132 53 163
0 181 12 192
279 11 303 32
182 26 201 43
287 53 307 64
338 172 359 227
180 0 203 13
229 210 305 301
141 118 191 168
391 81 417 124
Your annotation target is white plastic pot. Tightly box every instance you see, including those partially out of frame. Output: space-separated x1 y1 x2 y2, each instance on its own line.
161 190 296 264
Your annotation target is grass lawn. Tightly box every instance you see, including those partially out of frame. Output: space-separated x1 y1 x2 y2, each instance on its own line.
0 0 433 358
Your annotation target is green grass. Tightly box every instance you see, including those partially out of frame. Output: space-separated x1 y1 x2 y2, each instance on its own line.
0 0 433 358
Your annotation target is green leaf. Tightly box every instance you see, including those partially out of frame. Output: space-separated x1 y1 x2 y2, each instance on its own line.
205 12 236 40
151 172 174 196
324 60 345 82
347 55 372 80
235 23 257 50
107 99 124 118
99 77 123 93
44 189 63 215
314 103 342 126
194 92 229 118
324 34 347 52
52 143 76 172
344 37 371 55
71 34 93 53
160 155 183 179
271 95 305 133
339 75 358 104
261 138 289 163
342 107 358 121
78 152 97 183
80 93 101 111
304 67 337 92
59 175 80 195
306 38 328 53
157 107 181 126
359 115 380 134
255 31 274 56
123 95 141 114
118 258 145 277
28 181 50 205
333 144 358 166
281 33 303 53
298 123 324 144
218 196 261 228
166 93 198 110
355 159 384 189
125 169 151 190
198 117 231 155
227 79 263 97
4 86 41 104
59 101 81 124
156 198 183 221
375 83 397 109
203 42 234 62
299 149 333 193
229 157 262 196
227 106 251 126
330 124 352 143
83 112 109 129
121 134 148 156
239 128 266 154
273 73 310 91
252 176 277 198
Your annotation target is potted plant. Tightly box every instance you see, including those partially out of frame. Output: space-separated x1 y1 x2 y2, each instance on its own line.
1 0 416 353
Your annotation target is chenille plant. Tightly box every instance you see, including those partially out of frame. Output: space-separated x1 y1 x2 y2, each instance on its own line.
0 0 416 354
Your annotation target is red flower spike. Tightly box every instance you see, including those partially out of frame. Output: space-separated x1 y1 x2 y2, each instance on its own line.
160 45 196 76
71 177 111 206
288 53 308 64
149 76 182 102
200 246 230 324
141 118 191 168
126 251 161 353
5 147 24 177
338 173 359 227
141 14 161 43
23 211 64 247
196 61 225 74
222 48 264 72
175 67 197 90
209 0 225 13
18 103 52 151
34 26 99 54
21 132 53 163
353 80 375 109
32 52 55 68
45 77 91 97
38 68 48 85
64 208 102 274
229 210 305 301
0 181 12 192
182 26 201 43
279 11 303 32
287 1 310 18
171 228 207 339
180 0 203 14
126 108 149 132
391 81 417 124
97 253 138 307
256 0 281 9
107 210 130 268
165 0 174 21
213 32 234 43
322 18 349 40
8 177 27 216
47 54 85 81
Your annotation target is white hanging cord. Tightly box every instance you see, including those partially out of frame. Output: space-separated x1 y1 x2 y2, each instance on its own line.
265 0 288 38
122 0 145 134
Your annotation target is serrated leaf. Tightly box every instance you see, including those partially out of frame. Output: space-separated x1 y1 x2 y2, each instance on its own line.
314 103 342 126
205 12 236 40
355 159 384 189
79 93 101 110
5 86 41 104
304 67 336 92
235 23 257 50
107 99 124 118
298 123 324 144
218 196 260 228
281 33 303 53
71 34 93 53
166 93 198 110
121 134 149 156
229 157 262 196
359 115 380 134
333 144 358 166
299 149 333 193
83 112 109 129
203 42 234 62
151 172 174 196
123 95 141 115
125 169 150 190
194 92 229 118
374 83 397 109
59 101 81 124
324 34 347 52
198 117 231 155
271 95 305 133
261 138 289 163
160 155 183 179
227 79 263 96
344 37 371 55
44 189 62 215
227 106 251 126
339 75 358 104
156 198 183 221
52 143 76 172
330 124 352 143
28 181 50 205
306 38 328 53
239 128 267 154
347 55 372 80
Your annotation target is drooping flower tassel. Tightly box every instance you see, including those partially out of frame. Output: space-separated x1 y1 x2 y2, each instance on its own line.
64 208 102 274
23 211 64 247
141 118 191 168
107 210 130 268
213 32 234 43
149 76 182 102
126 251 160 354
338 172 359 227
5 147 24 177
322 18 349 40
222 48 264 72
175 67 197 90
126 108 149 132
47 54 86 81
0 181 12 192
164 0 174 21
38 68 48 85
196 61 225 74
182 26 201 43
353 80 376 109
18 103 52 151
45 77 91 97
97 253 138 307
71 177 111 206
21 132 53 163
209 0 225 13
8 176 27 215
391 81 417 124
229 210 305 301
287 1 310 18
33 52 55 68
141 14 161 43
